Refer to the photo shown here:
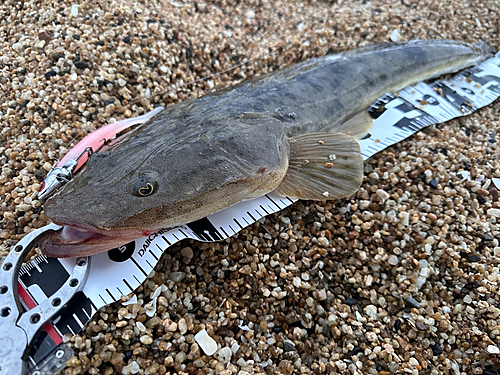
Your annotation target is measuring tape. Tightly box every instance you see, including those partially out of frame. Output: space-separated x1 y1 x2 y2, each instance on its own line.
11 51 500 373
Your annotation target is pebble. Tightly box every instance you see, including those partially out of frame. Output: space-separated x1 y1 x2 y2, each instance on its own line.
178 318 187 335
283 340 297 352
180 247 193 259
175 351 186 364
364 305 378 320
42 162 52 171
415 321 426 331
317 236 329 247
400 212 409 226
214 347 233 363
387 255 398 266
12 42 23 53
136 321 146 332
70 4 79 16
231 343 240 354
376 189 390 200
139 335 153 345
146 287 163 317
406 297 420 308
414 276 427 290
388 362 399 373
408 357 419 366
315 289 327 300
487 208 500 218
346 297 357 306
236 358 247 367
122 295 138 306
390 29 401 42
16 204 32 212
487 345 499 354
194 329 218 356
168 272 186 282
430 343 442 356
122 361 140 375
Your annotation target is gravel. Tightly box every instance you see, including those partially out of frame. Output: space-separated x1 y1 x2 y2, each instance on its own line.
1 0 500 374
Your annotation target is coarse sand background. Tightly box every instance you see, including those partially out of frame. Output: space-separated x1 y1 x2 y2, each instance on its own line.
1 0 500 374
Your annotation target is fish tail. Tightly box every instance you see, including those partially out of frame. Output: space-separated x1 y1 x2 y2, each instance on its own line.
473 40 495 56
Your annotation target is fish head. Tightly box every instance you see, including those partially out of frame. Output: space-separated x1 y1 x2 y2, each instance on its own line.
41 111 289 257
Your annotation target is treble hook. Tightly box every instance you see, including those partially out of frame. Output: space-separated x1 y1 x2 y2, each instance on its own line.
37 146 97 201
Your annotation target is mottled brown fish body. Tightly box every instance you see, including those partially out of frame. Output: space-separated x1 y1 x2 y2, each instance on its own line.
41 40 492 257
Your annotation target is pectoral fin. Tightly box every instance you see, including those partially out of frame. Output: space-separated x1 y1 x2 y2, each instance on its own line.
332 110 374 140
276 132 363 200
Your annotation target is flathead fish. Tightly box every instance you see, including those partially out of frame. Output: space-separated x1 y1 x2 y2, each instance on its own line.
40 39 492 257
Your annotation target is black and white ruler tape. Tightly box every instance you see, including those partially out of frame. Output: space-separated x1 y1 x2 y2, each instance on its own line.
17 52 500 367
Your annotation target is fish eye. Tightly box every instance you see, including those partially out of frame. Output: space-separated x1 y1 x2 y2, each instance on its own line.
132 174 158 197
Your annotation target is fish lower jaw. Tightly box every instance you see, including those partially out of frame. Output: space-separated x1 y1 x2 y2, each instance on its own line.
39 223 150 258
58 224 153 242
59 225 105 244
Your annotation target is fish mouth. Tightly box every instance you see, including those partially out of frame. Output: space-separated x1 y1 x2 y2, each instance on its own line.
39 223 150 258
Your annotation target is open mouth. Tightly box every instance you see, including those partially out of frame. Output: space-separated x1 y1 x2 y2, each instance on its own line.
58 225 107 244
39 224 145 258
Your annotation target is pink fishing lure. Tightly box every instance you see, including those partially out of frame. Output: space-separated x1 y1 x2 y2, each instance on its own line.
38 107 163 201
58 107 163 170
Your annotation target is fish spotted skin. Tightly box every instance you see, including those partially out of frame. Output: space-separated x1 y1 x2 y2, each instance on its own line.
41 39 492 257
